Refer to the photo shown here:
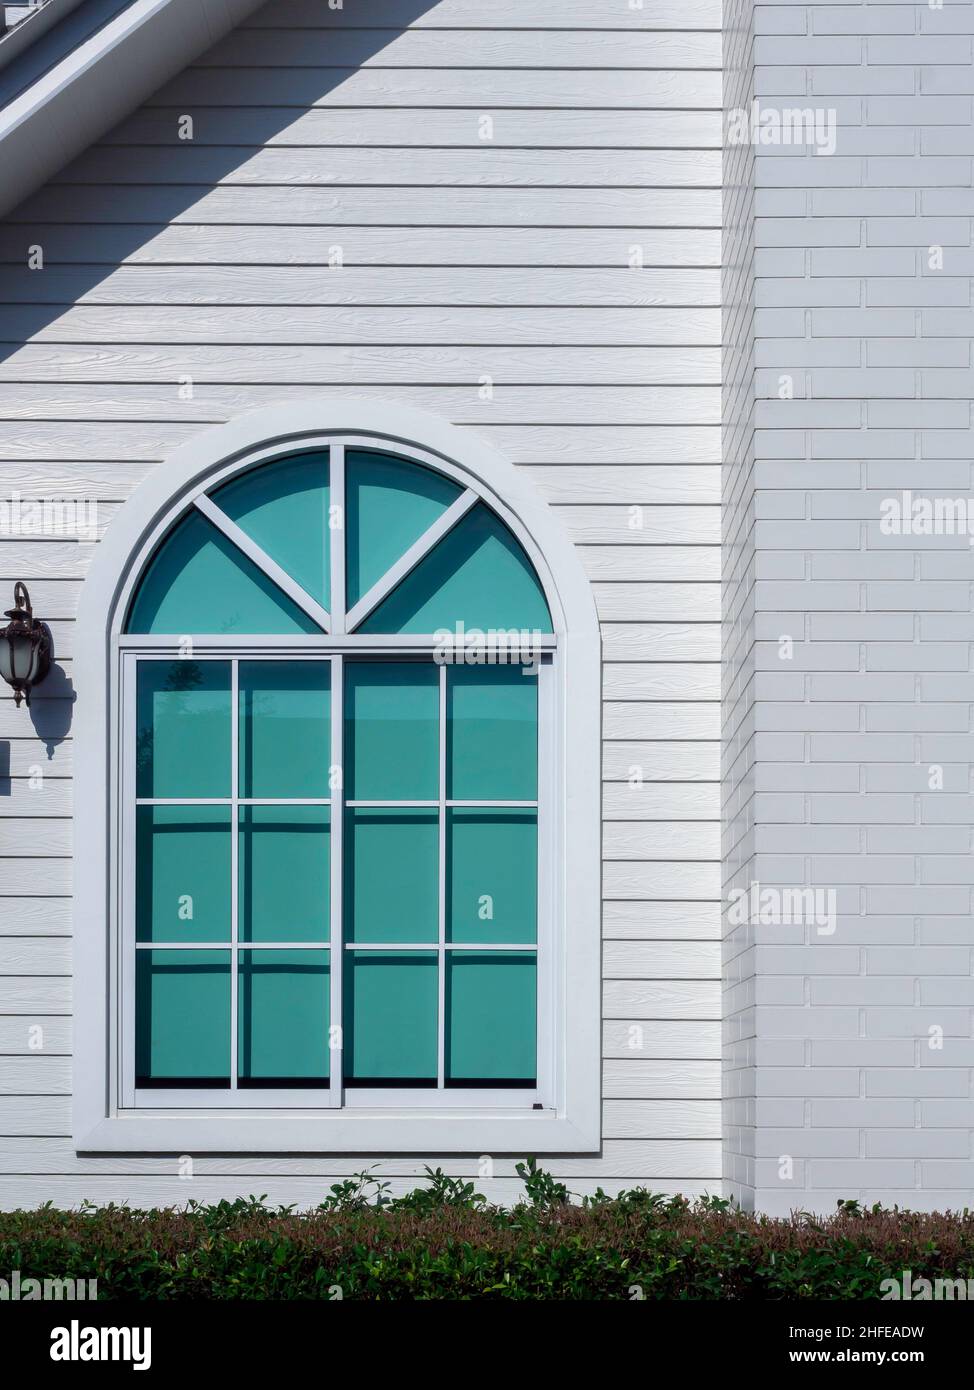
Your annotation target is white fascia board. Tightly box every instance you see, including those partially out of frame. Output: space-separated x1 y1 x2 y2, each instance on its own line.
0 0 268 219
0 1 87 74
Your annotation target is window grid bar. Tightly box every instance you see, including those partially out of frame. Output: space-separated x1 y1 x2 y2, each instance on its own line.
345 488 478 632
329 444 346 636
133 941 536 951
329 653 344 1101
345 942 537 952
135 798 334 807
194 494 331 632
229 658 239 1092
347 799 538 810
119 633 557 653
135 798 538 808
135 941 332 951
437 660 447 1089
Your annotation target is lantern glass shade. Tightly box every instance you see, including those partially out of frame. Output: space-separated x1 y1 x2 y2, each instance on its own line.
0 583 53 706
0 630 40 686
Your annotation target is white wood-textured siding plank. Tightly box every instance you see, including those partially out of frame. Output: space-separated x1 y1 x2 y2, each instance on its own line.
0 383 720 425
604 862 721 902
603 1060 721 1099
604 1100 721 1140
0 1096 68 1135
602 783 719 821
0 1057 71 1095
0 1136 723 1179
0 783 72 817
532 469 720 505
600 623 721 660
0 1018 71 1053
0 305 722 346
0 422 721 464
0 820 71 856
0 978 71 1014
603 823 721 863
602 941 722 980
603 981 721 1020
0 860 72 895
152 69 723 111
582 548 720 582
0 1176 719 1206
602 902 721 942
204 29 722 71
106 108 723 150
13 185 722 226
246 1 722 31
0 939 70 975
603 662 720 700
0 900 72 937
0 344 722 384
601 743 720 782
55 148 722 188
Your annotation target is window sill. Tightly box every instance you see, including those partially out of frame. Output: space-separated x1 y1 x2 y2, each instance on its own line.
75 1110 600 1155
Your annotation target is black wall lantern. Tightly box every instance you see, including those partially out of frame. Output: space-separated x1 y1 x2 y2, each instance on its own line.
0 583 52 707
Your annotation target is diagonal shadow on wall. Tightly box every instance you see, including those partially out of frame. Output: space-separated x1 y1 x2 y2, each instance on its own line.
0 0 447 751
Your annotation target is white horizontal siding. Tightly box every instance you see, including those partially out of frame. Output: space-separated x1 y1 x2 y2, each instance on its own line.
247 0 721 30
0 0 720 1204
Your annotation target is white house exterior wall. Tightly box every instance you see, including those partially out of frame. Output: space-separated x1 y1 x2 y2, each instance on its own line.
0 0 723 1204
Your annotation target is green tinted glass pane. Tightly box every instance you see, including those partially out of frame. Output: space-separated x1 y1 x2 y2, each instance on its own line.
345 809 437 944
238 949 329 1085
126 509 321 635
136 806 231 943
211 452 330 608
447 666 538 801
446 952 536 1085
136 660 230 798
239 806 330 943
360 503 552 635
136 949 230 1085
448 809 537 944
344 951 437 1083
238 661 331 798
346 449 461 608
344 662 438 800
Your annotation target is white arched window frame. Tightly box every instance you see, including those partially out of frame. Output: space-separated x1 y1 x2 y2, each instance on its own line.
74 403 600 1154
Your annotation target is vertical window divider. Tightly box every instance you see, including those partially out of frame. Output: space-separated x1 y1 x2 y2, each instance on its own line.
120 651 137 1108
329 442 346 636
329 653 344 1102
537 655 555 1107
230 657 239 1091
437 660 447 1089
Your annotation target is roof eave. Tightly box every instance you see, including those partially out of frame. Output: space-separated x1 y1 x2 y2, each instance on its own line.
0 0 267 221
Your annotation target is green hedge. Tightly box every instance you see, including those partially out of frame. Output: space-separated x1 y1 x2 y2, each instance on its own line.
2 1162 973 1300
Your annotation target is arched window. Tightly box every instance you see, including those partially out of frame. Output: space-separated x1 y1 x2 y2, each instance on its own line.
75 407 599 1152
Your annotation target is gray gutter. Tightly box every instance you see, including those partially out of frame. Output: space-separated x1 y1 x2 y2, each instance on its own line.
0 1 88 74
0 0 268 220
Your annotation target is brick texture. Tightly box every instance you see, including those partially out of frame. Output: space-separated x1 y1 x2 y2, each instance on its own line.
723 0 974 1214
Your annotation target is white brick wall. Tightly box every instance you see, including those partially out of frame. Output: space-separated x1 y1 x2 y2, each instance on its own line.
725 0 974 1213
